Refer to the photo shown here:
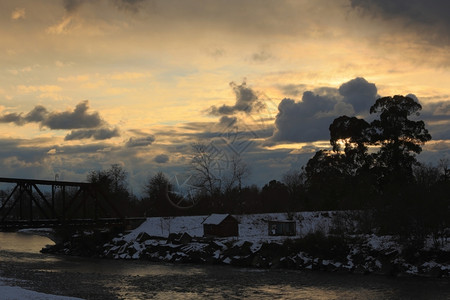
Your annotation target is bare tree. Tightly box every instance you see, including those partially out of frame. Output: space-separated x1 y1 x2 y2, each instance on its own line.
191 143 221 195
438 158 449 181
223 155 250 192
190 143 250 195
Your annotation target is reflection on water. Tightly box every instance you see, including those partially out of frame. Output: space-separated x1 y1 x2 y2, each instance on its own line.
0 231 449 300
0 232 54 253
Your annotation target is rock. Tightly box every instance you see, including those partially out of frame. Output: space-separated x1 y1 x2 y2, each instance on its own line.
178 233 192 245
166 232 193 245
136 232 152 243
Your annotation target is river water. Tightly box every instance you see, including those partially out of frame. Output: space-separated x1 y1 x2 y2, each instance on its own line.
0 232 449 300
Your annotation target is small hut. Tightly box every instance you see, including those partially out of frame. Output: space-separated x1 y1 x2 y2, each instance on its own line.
268 220 296 236
202 214 239 237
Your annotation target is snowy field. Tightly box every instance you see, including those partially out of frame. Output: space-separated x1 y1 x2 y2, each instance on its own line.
123 211 336 243
0 278 83 300
121 211 449 252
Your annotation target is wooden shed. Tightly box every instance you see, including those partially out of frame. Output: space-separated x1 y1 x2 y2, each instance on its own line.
202 214 239 237
268 220 296 236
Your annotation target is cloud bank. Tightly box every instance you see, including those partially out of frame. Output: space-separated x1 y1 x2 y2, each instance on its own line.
350 0 450 44
270 77 378 143
209 81 265 116
0 101 118 141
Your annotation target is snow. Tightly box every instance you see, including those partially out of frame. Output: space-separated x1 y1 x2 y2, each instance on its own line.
222 257 231 264
104 210 449 276
365 234 400 251
18 228 54 234
0 278 83 300
124 211 336 242
123 215 205 242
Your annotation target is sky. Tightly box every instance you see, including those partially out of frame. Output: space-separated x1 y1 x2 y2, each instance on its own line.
0 0 449 194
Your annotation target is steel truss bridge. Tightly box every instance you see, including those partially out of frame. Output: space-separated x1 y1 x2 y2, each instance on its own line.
0 177 144 230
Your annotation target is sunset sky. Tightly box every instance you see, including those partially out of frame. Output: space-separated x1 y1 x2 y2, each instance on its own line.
1 0 449 193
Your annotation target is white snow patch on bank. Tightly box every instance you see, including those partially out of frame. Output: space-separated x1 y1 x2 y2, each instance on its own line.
124 211 335 242
0 278 83 300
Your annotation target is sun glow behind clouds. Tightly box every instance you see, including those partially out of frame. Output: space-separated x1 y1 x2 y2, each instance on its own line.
264 141 330 153
0 0 449 189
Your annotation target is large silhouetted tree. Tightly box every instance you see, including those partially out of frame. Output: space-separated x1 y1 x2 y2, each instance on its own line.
369 95 431 184
303 95 431 211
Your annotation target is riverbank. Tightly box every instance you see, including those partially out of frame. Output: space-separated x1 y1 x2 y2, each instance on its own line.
3 236 450 300
100 233 450 277
42 212 450 278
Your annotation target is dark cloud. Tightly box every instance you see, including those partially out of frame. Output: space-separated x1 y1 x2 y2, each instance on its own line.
126 135 155 147
339 77 378 113
218 116 237 128
0 113 25 126
25 105 48 123
43 101 103 129
0 139 48 163
0 105 49 126
251 49 272 62
419 100 450 140
0 100 104 130
154 154 169 164
270 77 377 143
64 127 120 141
64 0 85 14
270 97 332 143
350 0 450 44
62 0 147 14
113 0 147 12
209 81 265 115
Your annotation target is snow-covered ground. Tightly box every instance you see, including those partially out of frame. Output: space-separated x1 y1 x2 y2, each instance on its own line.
123 211 336 243
0 278 83 300
104 211 449 277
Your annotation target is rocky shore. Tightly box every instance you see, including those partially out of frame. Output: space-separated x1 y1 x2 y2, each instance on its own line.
99 233 449 277
41 212 450 278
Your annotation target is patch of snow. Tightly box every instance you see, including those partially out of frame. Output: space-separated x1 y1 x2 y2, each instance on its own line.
0 278 83 300
375 260 382 269
366 234 399 251
222 257 231 264
405 265 418 275
123 211 338 242
18 228 54 234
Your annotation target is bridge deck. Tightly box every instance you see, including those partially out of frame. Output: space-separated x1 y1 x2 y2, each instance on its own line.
0 176 134 229
0 217 146 229
0 177 90 187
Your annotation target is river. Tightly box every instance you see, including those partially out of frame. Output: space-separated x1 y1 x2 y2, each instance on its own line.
0 232 448 299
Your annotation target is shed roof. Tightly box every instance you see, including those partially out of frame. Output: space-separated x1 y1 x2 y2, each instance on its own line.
202 213 233 225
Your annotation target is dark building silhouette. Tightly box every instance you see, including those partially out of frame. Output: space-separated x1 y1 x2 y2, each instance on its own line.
202 214 239 237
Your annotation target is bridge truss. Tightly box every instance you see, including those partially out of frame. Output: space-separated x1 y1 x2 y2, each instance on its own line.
0 177 126 229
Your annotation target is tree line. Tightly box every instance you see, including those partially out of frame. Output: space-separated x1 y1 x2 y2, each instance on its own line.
141 95 449 243
2 95 447 242
82 96 447 235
